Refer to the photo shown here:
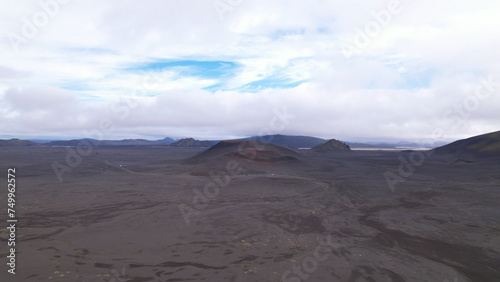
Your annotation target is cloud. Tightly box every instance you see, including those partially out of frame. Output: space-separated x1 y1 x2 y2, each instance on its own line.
4 86 77 111
0 65 31 79
0 0 499 141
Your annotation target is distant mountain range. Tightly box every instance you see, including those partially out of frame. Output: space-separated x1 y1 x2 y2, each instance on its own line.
1 132 496 153
0 139 40 146
45 139 164 147
0 134 332 148
165 135 388 149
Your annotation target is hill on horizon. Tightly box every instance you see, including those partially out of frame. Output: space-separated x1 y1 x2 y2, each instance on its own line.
0 138 40 146
310 139 351 153
157 137 176 144
239 134 326 149
184 140 314 176
185 140 306 164
170 138 218 147
433 130 500 158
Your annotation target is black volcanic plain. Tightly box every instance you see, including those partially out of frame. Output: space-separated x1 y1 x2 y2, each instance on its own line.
1 132 499 281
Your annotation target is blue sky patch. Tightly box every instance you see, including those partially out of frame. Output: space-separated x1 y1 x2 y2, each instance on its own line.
128 59 305 92
129 60 240 79
271 28 306 40
399 69 436 89
241 77 305 92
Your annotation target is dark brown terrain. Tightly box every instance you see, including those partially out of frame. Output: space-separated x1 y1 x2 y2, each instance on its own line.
1 135 499 281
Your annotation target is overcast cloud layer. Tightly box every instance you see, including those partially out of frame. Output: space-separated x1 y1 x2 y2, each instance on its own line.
1 0 499 143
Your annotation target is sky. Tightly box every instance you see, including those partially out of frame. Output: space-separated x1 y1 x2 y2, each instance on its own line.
0 0 499 143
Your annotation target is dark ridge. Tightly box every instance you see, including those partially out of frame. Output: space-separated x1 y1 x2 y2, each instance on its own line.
433 130 500 158
170 138 217 147
0 138 41 146
310 138 351 153
184 140 308 166
239 134 326 149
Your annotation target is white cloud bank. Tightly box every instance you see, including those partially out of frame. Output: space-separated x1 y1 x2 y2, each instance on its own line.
0 0 499 142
